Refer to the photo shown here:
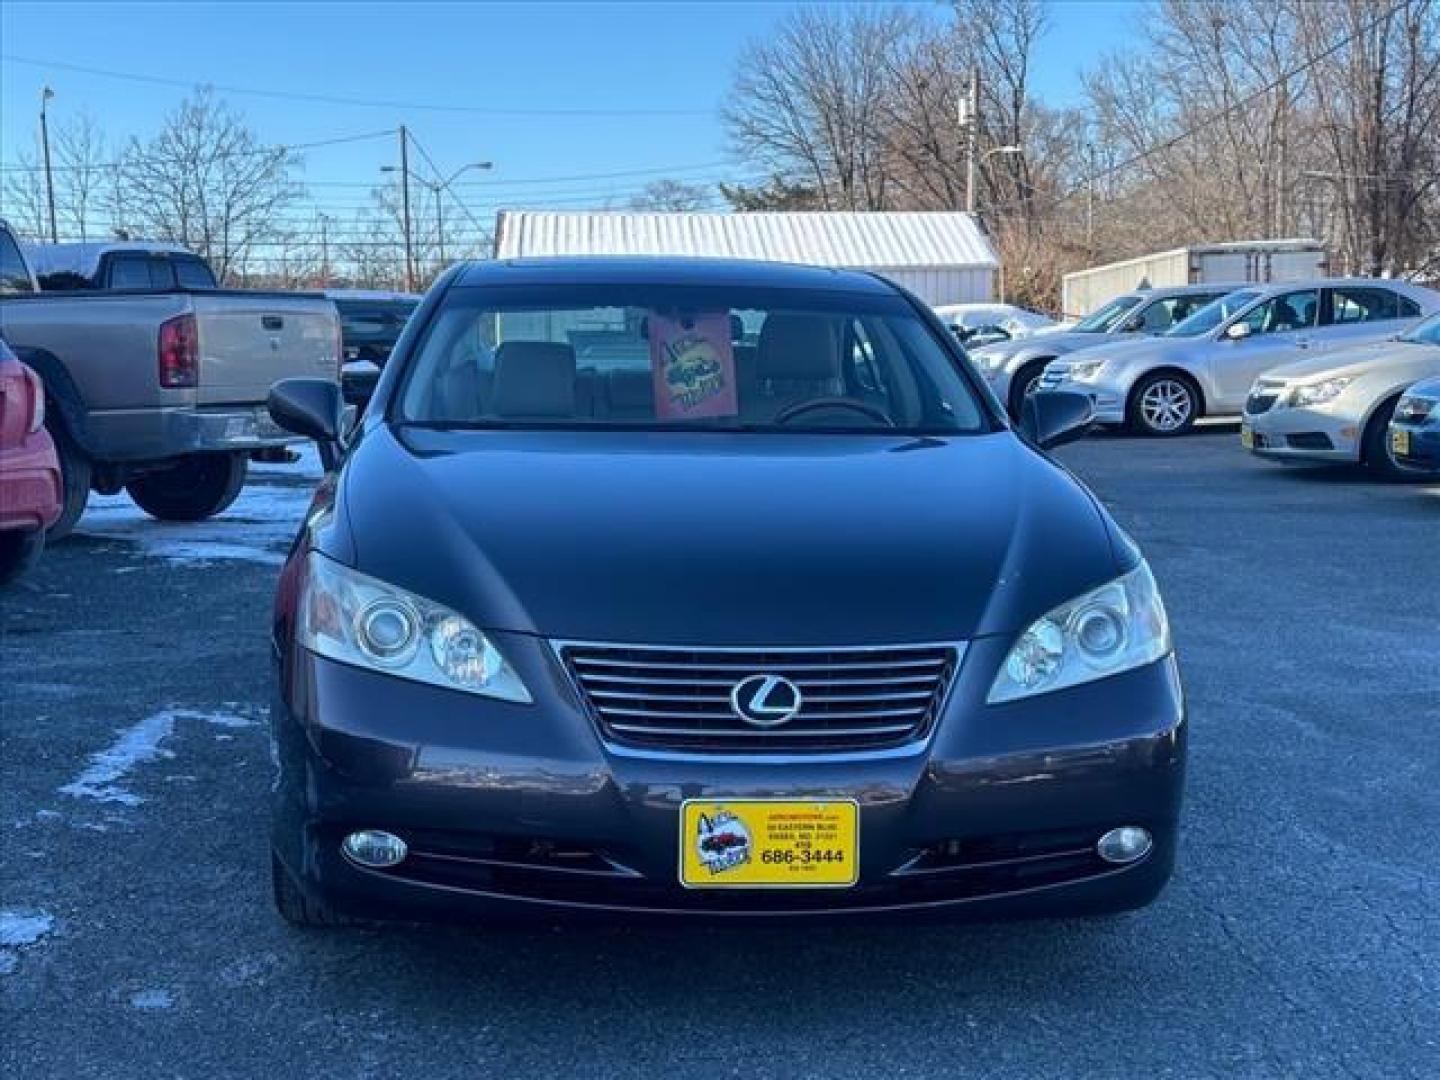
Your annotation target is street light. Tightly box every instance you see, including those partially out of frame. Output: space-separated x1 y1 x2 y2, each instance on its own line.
40 86 58 243
381 161 493 271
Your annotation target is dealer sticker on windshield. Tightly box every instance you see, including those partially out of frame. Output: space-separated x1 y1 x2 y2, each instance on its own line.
679 799 859 888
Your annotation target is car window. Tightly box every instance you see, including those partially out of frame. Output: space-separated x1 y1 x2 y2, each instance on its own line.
396 284 987 434
0 230 34 293
1328 286 1400 324
108 255 171 289
1074 295 1141 332
1167 290 1261 337
1240 290 1319 335
174 256 216 289
1135 293 1225 333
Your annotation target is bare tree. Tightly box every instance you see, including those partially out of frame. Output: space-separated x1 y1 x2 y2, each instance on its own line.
54 112 110 242
115 90 301 283
724 6 922 209
628 179 714 211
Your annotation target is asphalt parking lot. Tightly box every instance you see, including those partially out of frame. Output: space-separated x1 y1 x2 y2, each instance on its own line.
2 430 1437 1079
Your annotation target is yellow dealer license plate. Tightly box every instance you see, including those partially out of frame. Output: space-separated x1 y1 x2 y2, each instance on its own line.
1240 425 1254 449
1392 428 1411 457
680 799 859 888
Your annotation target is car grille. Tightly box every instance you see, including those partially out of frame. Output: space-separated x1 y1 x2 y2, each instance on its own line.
557 642 961 754
1245 392 1279 415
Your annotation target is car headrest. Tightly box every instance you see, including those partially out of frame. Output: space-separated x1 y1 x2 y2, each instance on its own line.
756 313 840 382
490 341 577 417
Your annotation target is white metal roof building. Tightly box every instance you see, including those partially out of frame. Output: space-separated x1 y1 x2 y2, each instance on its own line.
493 211 999 305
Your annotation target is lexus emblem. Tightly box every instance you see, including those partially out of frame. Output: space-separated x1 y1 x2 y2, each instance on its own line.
730 674 803 728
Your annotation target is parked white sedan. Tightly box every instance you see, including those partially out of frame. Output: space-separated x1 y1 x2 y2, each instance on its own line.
1240 309 1440 478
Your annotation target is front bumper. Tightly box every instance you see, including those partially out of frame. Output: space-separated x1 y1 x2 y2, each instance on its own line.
0 427 62 532
272 632 1187 921
1388 419 1440 471
1241 403 1361 463
84 404 301 461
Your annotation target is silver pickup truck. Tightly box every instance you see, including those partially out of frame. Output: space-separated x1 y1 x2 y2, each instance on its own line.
0 223 339 537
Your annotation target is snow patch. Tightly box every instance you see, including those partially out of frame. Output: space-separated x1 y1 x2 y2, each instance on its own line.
0 910 55 975
130 988 175 1010
59 708 254 806
76 471 317 566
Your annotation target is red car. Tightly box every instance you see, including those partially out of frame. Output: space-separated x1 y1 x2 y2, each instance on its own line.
0 338 62 585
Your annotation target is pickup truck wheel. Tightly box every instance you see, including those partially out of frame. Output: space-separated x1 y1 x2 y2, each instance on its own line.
46 419 93 541
126 453 248 522
0 529 45 587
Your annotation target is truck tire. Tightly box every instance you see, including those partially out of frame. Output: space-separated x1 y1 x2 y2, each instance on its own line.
0 529 45 587
46 418 93 541
126 453 248 522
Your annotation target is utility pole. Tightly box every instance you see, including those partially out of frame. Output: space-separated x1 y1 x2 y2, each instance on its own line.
435 188 445 268
1085 142 1096 260
318 213 331 287
40 86 58 243
962 68 980 214
398 125 414 292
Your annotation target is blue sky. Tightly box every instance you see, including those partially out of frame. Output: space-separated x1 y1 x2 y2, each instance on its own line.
2 1 1141 238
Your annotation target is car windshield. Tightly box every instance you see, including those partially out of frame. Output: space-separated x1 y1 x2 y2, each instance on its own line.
1166 289 1262 337
1397 311 1440 345
396 283 988 434
1073 295 1141 332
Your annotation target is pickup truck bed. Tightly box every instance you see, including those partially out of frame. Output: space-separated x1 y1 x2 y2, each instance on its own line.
1 230 341 539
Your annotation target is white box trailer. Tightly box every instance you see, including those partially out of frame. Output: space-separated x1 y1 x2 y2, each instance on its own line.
1061 240 1328 318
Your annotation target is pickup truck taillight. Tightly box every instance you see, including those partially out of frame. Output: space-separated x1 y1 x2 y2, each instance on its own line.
22 364 45 433
158 313 199 388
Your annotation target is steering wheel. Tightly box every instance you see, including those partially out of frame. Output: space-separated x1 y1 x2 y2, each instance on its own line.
772 397 895 427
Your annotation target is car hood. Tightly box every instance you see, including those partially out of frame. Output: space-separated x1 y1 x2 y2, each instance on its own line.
334 427 1123 646
1259 340 1440 383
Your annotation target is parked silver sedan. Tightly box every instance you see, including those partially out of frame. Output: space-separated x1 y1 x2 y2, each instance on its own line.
968 283 1238 418
1037 279 1440 436
1241 310 1440 478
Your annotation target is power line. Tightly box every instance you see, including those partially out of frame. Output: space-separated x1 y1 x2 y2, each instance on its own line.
0 128 395 174
2 54 714 117
301 161 743 189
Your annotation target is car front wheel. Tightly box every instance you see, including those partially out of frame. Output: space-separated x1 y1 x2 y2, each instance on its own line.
1128 373 1199 436
1008 360 1051 420
126 453 248 522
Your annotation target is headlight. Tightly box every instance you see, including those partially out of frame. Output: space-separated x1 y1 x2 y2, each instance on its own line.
299 552 532 702
1288 376 1354 408
1066 358 1106 380
988 562 1171 704
1396 395 1434 421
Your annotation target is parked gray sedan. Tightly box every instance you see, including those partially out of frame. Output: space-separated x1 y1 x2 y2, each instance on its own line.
1038 279 1440 435
969 283 1239 418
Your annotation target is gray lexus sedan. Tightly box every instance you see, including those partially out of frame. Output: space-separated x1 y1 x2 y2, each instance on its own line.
264 257 1186 924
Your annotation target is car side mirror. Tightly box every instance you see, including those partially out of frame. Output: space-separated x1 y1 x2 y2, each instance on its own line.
1019 390 1095 451
1225 322 1252 341
268 378 346 471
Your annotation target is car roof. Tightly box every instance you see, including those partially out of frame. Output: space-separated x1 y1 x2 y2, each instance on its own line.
1145 282 1251 296
456 256 899 295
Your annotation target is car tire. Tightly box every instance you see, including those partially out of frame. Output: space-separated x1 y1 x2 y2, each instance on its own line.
126 453 248 522
271 852 350 928
1007 360 1050 420
46 418 92 541
1360 395 1421 481
1128 372 1200 437
0 529 45 587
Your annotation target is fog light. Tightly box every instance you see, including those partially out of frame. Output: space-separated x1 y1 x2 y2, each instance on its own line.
1096 826 1152 865
342 830 408 869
